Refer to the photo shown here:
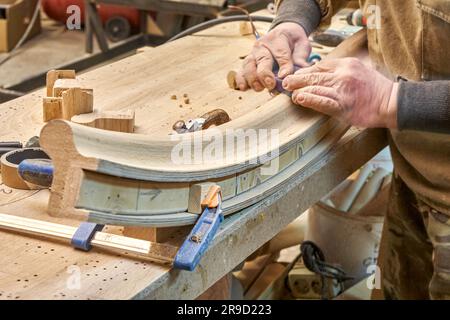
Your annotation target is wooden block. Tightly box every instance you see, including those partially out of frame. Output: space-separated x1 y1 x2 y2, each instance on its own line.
71 110 135 133
122 225 190 243
145 14 164 36
43 76 94 121
42 97 62 122
53 78 82 97
61 88 94 120
226 70 238 90
46 70 76 97
188 182 215 214
239 21 253 36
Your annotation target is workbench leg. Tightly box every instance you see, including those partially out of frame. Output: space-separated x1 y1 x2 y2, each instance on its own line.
84 0 109 53
84 0 93 53
139 10 148 45
156 13 184 37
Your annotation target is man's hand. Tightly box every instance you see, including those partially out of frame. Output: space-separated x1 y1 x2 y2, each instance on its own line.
282 58 399 129
235 22 312 92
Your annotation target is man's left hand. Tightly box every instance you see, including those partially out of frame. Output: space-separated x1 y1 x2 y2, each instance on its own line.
282 57 399 129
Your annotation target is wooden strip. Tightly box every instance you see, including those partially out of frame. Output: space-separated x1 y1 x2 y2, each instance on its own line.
0 213 177 264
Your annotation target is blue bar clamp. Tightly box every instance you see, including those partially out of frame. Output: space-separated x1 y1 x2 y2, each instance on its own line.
173 185 224 271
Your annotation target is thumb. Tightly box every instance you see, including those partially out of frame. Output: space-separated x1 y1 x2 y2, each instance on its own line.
292 41 312 68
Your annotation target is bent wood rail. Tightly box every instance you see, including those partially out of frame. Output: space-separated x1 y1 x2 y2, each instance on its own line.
40 30 368 227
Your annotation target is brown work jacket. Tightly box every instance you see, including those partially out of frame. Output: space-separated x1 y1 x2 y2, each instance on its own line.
280 0 450 213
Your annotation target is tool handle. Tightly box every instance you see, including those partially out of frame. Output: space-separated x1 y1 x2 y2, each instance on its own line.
0 142 22 148
173 205 223 271
18 159 54 188
272 54 322 96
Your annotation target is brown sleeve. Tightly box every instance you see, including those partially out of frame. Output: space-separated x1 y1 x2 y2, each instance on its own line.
315 0 352 26
271 0 321 35
397 80 450 134
272 0 352 33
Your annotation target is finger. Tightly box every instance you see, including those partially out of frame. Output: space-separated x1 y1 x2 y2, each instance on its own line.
298 86 339 100
253 44 276 89
292 91 340 116
282 73 335 91
294 59 339 75
292 40 312 67
243 55 264 92
265 34 294 78
235 70 248 91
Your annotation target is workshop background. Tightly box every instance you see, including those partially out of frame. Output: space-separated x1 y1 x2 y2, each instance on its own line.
0 0 392 300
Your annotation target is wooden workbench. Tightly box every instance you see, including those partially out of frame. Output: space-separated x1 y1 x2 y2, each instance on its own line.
0 18 387 299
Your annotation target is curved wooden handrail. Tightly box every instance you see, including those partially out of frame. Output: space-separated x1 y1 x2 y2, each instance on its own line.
39 29 368 225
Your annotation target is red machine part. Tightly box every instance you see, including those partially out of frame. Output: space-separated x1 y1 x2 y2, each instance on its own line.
41 0 140 29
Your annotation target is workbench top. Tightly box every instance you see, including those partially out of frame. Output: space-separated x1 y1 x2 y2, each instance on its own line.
0 15 387 299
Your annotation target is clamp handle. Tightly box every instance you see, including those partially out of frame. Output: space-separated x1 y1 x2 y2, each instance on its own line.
173 186 223 271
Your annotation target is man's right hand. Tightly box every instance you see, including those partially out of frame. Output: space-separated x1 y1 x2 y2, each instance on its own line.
235 22 312 92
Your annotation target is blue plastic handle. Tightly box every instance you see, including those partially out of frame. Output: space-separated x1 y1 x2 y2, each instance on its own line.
173 203 224 271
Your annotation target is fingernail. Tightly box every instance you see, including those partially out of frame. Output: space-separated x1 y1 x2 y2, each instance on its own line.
279 67 292 78
282 78 289 89
296 94 305 103
278 69 288 78
264 76 274 88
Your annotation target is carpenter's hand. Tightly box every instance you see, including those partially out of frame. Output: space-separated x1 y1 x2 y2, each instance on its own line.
283 58 399 128
235 22 312 92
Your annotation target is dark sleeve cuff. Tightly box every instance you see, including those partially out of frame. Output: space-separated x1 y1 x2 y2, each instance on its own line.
397 80 450 134
270 0 321 36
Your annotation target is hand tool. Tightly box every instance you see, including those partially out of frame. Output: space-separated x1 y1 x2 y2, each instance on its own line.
172 108 231 134
173 185 223 271
227 5 261 39
312 30 346 47
18 158 54 188
271 53 322 96
0 141 22 157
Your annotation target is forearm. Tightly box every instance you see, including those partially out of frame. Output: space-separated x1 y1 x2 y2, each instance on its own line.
397 80 450 134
